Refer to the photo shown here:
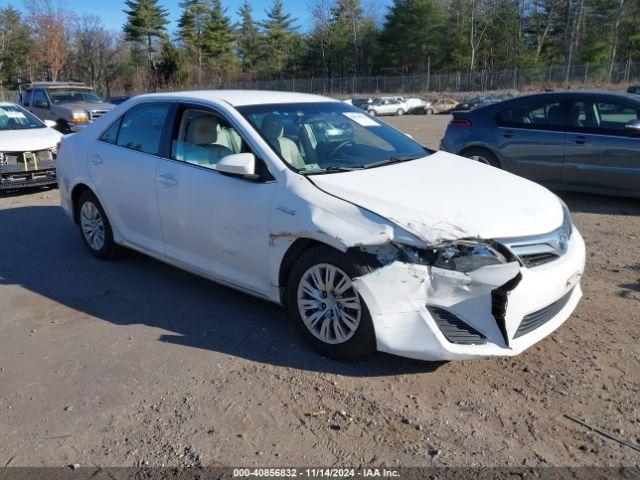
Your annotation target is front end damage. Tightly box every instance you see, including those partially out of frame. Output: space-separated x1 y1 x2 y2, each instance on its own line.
0 150 57 190
353 228 585 361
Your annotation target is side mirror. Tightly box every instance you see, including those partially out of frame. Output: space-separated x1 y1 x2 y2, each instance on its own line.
43 119 57 128
625 119 640 134
35 100 49 109
217 153 257 179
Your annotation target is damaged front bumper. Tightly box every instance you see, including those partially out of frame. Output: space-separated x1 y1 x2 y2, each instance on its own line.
0 160 57 190
354 229 585 361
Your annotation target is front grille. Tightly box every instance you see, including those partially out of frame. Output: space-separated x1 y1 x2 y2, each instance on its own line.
427 306 487 345
88 110 107 121
514 288 575 339
520 251 560 268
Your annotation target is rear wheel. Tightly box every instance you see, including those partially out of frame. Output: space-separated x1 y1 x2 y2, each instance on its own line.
286 246 377 360
76 190 122 259
461 147 501 168
368 109 376 116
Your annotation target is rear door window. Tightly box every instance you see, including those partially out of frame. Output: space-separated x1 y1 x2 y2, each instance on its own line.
116 103 172 155
496 101 562 128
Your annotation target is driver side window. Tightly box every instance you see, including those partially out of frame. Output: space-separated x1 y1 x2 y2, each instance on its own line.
171 108 247 170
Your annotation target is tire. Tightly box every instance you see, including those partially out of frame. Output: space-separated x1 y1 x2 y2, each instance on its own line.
425 108 433 115
396 109 405 116
56 119 71 134
76 190 122 259
368 109 376 116
461 147 501 168
286 246 377 360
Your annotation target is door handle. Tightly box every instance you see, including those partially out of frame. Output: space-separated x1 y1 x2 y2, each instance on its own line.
573 136 587 145
502 130 514 138
157 174 179 187
90 154 104 165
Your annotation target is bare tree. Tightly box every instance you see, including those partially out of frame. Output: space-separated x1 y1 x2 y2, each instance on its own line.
25 0 71 81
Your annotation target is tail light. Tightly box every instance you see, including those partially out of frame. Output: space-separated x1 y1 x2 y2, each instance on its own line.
450 118 472 127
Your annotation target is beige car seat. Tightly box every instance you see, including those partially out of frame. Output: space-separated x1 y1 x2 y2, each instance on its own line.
186 116 233 163
260 114 305 169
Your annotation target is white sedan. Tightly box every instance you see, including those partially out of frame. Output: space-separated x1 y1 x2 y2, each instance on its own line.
0 102 62 190
56 91 585 361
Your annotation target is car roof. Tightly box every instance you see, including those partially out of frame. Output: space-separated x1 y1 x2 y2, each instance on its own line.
133 90 337 107
508 89 639 103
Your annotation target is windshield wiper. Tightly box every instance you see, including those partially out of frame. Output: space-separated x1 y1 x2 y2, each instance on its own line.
361 154 423 169
301 166 361 175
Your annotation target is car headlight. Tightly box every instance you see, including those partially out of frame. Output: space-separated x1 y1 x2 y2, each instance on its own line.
560 200 573 238
431 241 508 272
70 112 88 123
399 240 509 273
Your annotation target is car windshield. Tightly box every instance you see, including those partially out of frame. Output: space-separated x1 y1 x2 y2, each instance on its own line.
0 105 44 130
48 89 103 104
237 102 428 174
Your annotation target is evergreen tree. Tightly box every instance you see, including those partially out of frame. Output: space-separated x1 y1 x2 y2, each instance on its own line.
378 0 445 73
0 7 31 91
157 39 186 88
123 0 169 72
259 0 298 78
202 0 235 75
237 0 261 74
177 0 210 84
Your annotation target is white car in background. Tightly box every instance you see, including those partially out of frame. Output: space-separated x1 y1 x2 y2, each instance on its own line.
367 97 409 116
0 102 62 190
56 90 585 361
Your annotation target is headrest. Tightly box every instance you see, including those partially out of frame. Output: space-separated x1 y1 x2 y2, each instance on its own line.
187 115 218 145
260 113 284 140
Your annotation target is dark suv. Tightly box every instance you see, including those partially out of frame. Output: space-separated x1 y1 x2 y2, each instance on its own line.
440 91 640 198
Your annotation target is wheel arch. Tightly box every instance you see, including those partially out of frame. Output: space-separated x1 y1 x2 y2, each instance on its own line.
458 144 503 168
71 183 93 224
276 236 380 304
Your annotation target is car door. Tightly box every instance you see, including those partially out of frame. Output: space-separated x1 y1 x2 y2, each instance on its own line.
30 89 51 121
155 104 277 295
563 96 640 194
493 98 568 183
88 101 173 255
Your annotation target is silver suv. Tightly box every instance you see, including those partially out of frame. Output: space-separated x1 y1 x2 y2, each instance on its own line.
17 82 115 133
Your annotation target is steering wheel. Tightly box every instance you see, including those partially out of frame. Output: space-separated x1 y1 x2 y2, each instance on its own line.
327 140 354 160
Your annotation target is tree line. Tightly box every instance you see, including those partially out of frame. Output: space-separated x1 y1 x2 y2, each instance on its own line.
0 0 638 97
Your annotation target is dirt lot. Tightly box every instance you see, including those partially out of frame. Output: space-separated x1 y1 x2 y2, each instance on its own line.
0 115 639 468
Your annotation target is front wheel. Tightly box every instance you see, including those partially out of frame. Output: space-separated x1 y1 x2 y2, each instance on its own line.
368 109 376 116
396 109 405 116
76 190 122 259
286 246 377 360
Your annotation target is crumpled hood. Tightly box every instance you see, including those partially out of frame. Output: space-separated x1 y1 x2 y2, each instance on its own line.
310 151 564 244
0 127 62 152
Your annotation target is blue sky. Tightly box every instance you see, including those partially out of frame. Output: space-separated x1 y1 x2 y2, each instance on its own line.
7 0 391 33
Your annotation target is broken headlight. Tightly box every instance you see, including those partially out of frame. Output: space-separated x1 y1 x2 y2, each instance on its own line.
402 240 509 273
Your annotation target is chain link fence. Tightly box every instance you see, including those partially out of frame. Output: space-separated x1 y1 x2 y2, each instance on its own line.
2 62 638 101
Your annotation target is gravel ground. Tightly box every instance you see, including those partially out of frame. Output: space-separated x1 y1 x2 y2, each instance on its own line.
0 115 638 468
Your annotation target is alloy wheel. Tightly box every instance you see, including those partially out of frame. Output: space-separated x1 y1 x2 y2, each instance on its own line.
80 201 106 251
296 263 362 345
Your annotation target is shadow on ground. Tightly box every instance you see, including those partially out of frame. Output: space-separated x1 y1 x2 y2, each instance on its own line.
0 205 441 377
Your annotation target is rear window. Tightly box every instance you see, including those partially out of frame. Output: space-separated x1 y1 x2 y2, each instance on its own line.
99 103 172 155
